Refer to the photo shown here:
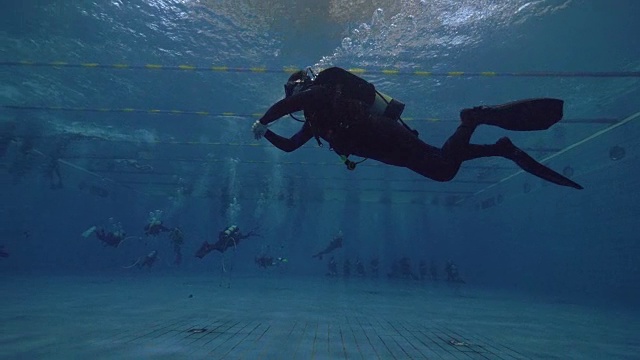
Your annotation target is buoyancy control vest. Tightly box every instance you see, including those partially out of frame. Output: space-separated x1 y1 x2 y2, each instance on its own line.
306 67 417 170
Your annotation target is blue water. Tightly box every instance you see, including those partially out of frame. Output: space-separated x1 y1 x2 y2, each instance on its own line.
1 0 639 338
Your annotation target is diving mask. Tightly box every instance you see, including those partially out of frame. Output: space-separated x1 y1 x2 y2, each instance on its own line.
284 77 310 97
284 68 316 97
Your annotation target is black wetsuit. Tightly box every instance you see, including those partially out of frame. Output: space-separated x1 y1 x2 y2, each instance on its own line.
144 223 171 236
260 85 506 182
312 235 343 260
195 230 257 259
96 229 124 248
255 256 272 268
140 251 158 268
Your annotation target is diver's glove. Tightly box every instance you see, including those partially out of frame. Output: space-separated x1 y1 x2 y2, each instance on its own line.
252 120 268 140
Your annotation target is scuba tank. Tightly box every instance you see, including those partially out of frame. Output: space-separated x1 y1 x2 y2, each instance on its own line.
223 225 239 237
293 67 416 171
370 90 405 120
314 67 416 170
313 67 406 120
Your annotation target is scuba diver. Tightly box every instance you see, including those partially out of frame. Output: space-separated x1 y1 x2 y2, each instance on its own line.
195 225 260 259
369 257 379 278
82 220 134 248
123 250 159 269
144 210 172 236
343 259 351 277
419 260 428 281
45 155 63 189
326 256 338 277
388 259 401 279
95 227 127 248
169 227 184 266
400 257 418 280
355 258 366 277
254 244 288 269
251 67 583 190
144 221 171 237
312 230 343 260
429 260 439 281
445 260 465 284
255 255 288 268
0 245 8 258
388 257 418 280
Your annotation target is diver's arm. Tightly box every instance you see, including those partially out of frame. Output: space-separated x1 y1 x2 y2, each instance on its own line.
258 86 324 125
264 123 313 152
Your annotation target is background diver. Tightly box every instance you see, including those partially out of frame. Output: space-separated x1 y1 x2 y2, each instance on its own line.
81 224 134 248
326 256 338 276
144 220 172 237
355 258 366 277
445 260 465 284
123 250 159 269
369 257 379 277
0 245 8 258
429 260 439 281
168 227 184 266
251 67 583 190
95 227 127 248
312 230 343 260
255 255 288 268
144 209 172 236
195 225 260 259
343 259 351 277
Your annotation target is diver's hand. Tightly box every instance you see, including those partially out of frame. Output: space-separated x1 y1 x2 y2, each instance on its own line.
252 120 268 140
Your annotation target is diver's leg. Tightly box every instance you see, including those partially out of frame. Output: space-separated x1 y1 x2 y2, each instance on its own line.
355 119 474 182
492 138 583 189
350 116 485 182
413 122 479 181
450 136 582 189
441 122 477 163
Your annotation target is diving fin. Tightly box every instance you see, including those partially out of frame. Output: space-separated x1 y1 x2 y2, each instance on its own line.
461 98 564 131
498 138 583 190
